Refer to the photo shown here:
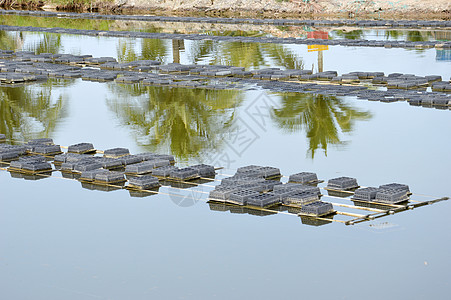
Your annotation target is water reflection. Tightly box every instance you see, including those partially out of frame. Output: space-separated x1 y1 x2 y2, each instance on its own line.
0 84 68 142
107 84 244 160
117 35 169 63
271 93 372 158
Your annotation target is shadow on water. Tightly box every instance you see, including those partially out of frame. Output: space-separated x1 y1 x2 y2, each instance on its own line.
271 93 372 158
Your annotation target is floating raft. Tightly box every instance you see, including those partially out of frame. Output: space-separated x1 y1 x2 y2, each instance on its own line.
0 137 448 227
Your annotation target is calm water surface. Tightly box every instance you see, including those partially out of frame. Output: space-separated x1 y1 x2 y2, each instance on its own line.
0 20 450 300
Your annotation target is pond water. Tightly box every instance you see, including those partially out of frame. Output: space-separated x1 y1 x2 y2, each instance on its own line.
0 16 450 300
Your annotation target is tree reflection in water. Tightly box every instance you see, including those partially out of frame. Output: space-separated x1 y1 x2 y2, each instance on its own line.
107 84 244 160
0 84 67 142
271 93 372 158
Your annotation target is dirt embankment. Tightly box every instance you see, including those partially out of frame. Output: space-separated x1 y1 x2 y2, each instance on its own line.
113 0 451 18
12 0 451 18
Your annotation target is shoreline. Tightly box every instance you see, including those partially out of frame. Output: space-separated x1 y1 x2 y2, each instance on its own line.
1 0 448 20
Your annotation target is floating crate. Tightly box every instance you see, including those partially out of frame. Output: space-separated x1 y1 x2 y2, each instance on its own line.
271 189 298 202
103 147 130 158
18 161 53 173
135 152 158 161
67 142 96 154
168 167 199 181
0 145 27 156
235 182 267 193
283 191 319 206
96 157 124 169
273 183 321 195
127 175 160 190
9 155 46 170
94 171 126 184
375 188 409 204
31 144 62 156
152 165 179 177
152 154 175 164
125 162 155 175
146 158 171 168
53 153 84 164
352 187 380 201
259 180 283 192
288 172 318 184
220 175 265 186
79 169 110 182
29 138 54 145
119 155 142 166
246 193 280 208
257 166 281 179
190 164 215 177
73 161 103 173
228 189 260 205
236 165 263 173
327 176 359 190
0 150 19 161
379 183 410 194
209 186 239 201
236 169 266 178
300 201 335 216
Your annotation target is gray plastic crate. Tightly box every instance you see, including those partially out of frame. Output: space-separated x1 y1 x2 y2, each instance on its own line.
379 183 410 194
10 155 46 169
190 164 215 177
288 172 318 184
259 180 283 191
125 162 155 175
67 142 95 154
73 161 103 173
271 189 298 202
169 167 199 181
152 165 178 177
96 157 123 169
375 188 409 204
32 144 62 155
283 191 319 206
246 193 280 208
29 138 53 145
128 175 160 189
0 145 27 156
21 161 52 172
327 176 359 190
229 189 260 205
79 169 110 181
273 183 321 195
94 171 126 184
352 187 380 201
235 182 267 193
135 152 158 161
120 155 142 166
300 201 334 216
152 154 175 163
209 186 239 200
54 153 84 164
257 166 281 178
220 175 266 186
236 165 263 173
0 151 19 161
146 158 171 168
103 147 130 158
236 169 266 178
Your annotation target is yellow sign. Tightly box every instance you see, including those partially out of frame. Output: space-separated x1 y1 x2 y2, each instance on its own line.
308 45 329 52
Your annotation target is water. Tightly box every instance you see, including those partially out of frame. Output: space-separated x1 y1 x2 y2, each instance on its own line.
0 16 450 300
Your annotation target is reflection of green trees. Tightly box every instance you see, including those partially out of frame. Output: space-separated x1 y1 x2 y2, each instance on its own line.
333 30 364 40
189 41 304 70
0 84 67 142
117 38 169 63
107 84 243 160
271 93 371 158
